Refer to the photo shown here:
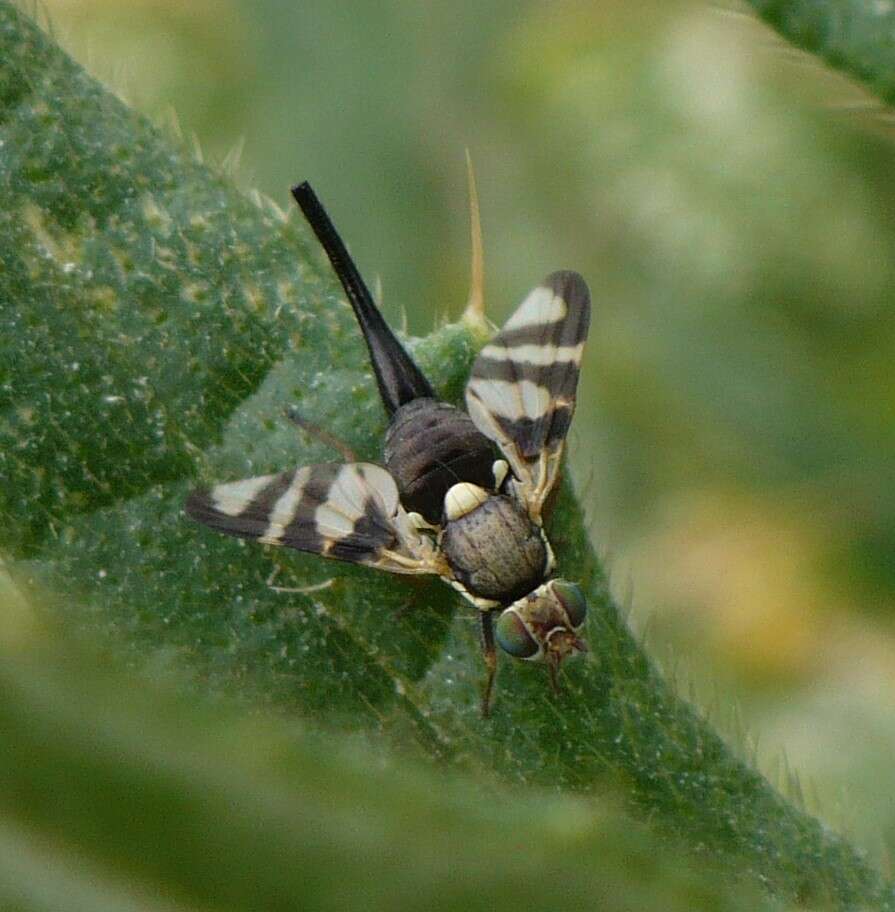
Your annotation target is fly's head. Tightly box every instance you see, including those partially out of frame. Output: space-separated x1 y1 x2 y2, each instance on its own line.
494 580 588 688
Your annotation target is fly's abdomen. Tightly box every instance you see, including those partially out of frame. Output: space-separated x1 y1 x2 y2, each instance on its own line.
383 398 496 525
441 494 548 604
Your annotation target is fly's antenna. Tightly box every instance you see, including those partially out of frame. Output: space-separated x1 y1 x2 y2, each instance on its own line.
291 181 434 415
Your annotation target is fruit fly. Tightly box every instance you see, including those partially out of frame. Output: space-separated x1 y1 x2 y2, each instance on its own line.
187 177 591 715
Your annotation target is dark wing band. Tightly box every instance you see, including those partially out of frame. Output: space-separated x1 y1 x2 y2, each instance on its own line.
186 462 440 575
465 271 590 520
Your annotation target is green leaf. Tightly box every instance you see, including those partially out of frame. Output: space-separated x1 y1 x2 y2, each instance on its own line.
746 0 895 105
1 3 892 908
0 596 786 912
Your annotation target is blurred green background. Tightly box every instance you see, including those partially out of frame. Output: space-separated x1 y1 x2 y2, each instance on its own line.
40 0 895 859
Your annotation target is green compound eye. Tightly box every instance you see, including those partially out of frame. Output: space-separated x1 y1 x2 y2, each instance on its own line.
552 580 587 629
495 609 539 659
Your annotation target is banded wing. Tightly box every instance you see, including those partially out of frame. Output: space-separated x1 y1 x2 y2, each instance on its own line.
466 270 591 521
186 462 439 575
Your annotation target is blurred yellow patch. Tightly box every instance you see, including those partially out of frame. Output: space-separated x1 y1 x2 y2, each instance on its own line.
627 487 840 684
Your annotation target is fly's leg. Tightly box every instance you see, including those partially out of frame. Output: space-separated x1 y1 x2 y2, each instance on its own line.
285 407 359 462
266 565 335 595
479 610 498 718
547 655 561 696
392 576 431 620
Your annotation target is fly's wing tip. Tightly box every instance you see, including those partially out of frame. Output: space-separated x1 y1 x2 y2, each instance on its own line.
465 269 591 510
185 487 212 521
545 270 591 318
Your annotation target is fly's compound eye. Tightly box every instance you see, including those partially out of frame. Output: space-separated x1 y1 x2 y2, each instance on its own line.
495 608 540 659
551 580 587 629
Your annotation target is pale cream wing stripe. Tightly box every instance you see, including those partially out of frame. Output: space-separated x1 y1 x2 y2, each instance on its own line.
186 463 439 575
465 271 590 520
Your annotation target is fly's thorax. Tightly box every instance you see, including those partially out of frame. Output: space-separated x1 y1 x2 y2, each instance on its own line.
383 398 496 525
494 580 588 663
440 483 549 604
